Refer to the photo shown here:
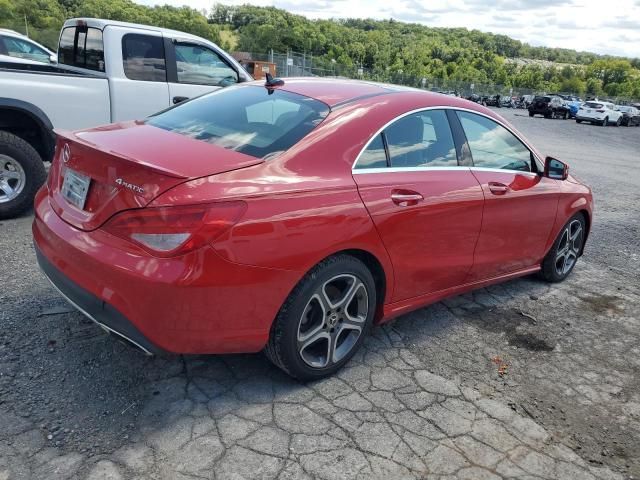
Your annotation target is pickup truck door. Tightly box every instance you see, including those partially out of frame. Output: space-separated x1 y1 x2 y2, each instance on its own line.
105 27 170 122
164 38 242 105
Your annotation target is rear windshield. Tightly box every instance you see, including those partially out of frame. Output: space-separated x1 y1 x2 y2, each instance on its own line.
585 102 603 109
147 86 329 159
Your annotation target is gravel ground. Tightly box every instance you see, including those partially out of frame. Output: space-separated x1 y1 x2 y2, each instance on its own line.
0 108 638 479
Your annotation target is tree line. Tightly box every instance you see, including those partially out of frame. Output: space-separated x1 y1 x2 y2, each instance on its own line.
2 0 639 99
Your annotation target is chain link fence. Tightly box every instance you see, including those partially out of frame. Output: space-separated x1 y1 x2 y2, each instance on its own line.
238 49 639 104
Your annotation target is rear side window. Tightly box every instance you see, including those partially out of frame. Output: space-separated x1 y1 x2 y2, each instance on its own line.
58 26 104 71
585 102 603 109
355 134 387 169
147 86 329 159
457 111 532 172
122 34 166 82
385 110 457 167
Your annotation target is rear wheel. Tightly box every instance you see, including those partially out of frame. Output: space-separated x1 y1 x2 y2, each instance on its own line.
265 254 377 380
0 131 46 220
539 213 586 283
576 119 582 124
563 111 569 120
528 111 534 117
615 117 622 127
601 117 608 126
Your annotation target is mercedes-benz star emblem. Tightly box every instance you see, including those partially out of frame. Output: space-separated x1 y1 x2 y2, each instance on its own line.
62 143 71 163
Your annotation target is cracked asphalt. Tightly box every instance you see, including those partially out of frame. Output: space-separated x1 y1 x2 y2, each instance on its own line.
1 108 639 479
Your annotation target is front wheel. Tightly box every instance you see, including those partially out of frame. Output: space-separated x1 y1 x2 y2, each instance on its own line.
615 117 622 127
0 131 47 220
539 213 586 283
601 117 608 126
528 111 534 117
265 255 377 380
576 119 582 123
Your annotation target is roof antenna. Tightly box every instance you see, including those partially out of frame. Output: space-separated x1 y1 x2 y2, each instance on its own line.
265 73 284 88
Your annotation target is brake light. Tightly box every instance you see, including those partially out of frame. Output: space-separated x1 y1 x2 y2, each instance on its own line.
102 202 246 257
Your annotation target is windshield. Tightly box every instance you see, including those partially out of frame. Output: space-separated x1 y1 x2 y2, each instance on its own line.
147 86 330 159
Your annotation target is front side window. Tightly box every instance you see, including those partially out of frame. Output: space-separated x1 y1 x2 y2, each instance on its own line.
122 34 166 82
456 111 532 172
147 86 329 159
58 26 104 71
384 110 457 168
1 37 50 63
174 43 237 86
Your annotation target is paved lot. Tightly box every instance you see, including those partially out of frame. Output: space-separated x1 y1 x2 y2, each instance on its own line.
1 108 639 479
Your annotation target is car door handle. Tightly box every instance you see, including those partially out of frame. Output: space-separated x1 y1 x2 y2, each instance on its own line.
488 182 509 195
391 191 424 206
173 96 189 104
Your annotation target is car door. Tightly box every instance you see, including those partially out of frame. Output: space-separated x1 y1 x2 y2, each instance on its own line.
453 110 560 281
105 28 170 122
165 39 240 105
352 109 485 302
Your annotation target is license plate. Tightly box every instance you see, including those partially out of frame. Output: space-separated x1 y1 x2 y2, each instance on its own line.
61 168 91 210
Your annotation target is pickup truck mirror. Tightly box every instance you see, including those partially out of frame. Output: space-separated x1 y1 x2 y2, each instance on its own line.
544 156 569 180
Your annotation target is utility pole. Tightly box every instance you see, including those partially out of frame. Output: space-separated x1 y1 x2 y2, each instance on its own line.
24 13 29 37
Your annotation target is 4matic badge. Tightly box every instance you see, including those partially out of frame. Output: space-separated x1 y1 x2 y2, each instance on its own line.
115 178 144 194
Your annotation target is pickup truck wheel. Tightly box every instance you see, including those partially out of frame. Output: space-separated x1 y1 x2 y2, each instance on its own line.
0 131 46 219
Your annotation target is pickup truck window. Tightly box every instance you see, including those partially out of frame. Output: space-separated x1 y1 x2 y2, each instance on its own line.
59 26 105 72
174 43 238 87
147 86 329 159
122 34 166 82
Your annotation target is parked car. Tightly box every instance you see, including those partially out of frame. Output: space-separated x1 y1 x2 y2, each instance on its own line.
0 18 251 219
566 101 583 118
33 78 593 379
528 95 571 119
616 105 640 126
575 101 623 126
0 28 56 64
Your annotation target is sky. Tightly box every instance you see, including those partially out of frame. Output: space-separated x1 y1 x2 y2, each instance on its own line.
134 0 640 58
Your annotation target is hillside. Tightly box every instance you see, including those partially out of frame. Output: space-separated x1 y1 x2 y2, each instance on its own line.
1 0 638 98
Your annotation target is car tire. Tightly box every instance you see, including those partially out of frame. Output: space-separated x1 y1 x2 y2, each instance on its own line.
539 213 586 283
265 254 377 380
576 119 582 123
0 131 47 220
528 111 534 117
615 117 622 127
601 117 608 126
563 111 568 120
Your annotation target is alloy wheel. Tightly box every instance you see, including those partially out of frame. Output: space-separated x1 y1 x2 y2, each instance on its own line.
297 274 368 368
554 219 584 277
0 154 26 204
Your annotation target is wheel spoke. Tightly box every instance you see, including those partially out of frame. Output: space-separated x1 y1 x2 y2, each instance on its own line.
0 180 14 196
3 170 21 180
299 330 331 368
322 274 357 309
297 294 327 343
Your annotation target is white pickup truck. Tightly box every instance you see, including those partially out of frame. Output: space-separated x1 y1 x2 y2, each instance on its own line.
0 18 252 219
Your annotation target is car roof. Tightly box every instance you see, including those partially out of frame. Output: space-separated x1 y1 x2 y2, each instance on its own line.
63 18 216 44
245 77 451 108
0 30 54 54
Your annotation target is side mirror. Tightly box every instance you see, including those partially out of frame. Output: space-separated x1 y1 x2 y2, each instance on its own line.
544 156 569 180
49 54 57 64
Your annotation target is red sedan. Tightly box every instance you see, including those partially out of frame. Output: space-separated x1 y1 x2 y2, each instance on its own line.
33 78 592 379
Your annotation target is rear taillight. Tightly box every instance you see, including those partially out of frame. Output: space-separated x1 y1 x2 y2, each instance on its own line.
103 202 246 257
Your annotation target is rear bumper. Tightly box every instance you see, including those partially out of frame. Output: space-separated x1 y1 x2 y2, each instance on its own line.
32 187 300 354
575 115 603 122
36 246 161 355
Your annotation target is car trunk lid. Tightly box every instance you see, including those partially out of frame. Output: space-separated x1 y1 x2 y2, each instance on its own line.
48 122 263 231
